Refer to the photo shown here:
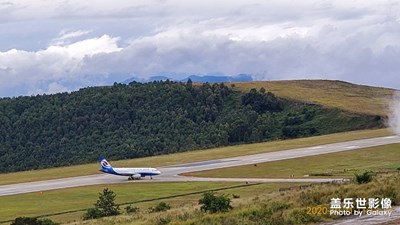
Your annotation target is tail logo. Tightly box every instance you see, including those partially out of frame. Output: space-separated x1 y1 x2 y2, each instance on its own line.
101 160 111 168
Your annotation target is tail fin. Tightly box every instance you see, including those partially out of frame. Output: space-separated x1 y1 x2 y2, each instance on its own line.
99 157 112 171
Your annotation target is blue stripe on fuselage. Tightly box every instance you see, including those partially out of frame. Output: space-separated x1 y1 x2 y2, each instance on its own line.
100 169 159 177
100 167 118 175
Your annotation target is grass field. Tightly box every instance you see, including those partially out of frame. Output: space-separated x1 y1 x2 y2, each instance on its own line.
186 143 400 179
64 174 400 225
232 80 395 116
0 182 300 224
0 128 392 186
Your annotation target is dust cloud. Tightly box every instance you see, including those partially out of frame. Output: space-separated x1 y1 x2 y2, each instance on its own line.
389 92 400 135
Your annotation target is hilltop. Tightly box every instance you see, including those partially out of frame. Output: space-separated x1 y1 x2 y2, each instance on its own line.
233 80 395 116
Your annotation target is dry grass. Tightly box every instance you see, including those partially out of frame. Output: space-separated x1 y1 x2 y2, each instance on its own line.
66 174 400 225
231 80 396 116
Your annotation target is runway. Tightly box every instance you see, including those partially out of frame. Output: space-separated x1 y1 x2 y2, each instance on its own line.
0 135 399 197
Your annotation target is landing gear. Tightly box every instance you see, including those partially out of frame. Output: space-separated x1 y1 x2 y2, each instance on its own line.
128 176 141 180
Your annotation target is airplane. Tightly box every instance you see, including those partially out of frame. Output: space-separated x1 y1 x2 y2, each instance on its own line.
99 157 161 180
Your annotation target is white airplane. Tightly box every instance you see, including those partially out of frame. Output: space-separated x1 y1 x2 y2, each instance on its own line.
99 157 161 180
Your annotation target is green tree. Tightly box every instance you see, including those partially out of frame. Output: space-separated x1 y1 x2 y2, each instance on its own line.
83 188 119 220
198 192 233 213
241 88 283 114
95 188 120 216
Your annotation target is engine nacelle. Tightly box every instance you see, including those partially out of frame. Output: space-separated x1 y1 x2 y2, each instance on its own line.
128 174 142 180
131 174 141 178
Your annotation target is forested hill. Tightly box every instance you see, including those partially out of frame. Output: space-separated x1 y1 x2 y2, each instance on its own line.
0 81 383 173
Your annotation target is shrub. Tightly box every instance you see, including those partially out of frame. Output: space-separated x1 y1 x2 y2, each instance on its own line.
199 192 233 213
11 217 38 225
126 205 140 214
11 217 59 225
232 194 240 199
37 218 59 225
149 202 171 213
355 171 373 184
83 207 103 220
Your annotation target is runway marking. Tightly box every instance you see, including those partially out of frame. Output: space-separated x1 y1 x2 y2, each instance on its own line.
308 146 323 150
252 159 267 162
168 159 239 168
344 145 359 149
382 136 397 139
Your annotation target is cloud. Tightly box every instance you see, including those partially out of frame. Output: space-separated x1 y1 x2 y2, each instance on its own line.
0 34 121 96
389 92 400 135
1 0 400 97
52 29 93 45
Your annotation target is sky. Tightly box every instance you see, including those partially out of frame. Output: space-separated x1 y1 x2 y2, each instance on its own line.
1 0 400 97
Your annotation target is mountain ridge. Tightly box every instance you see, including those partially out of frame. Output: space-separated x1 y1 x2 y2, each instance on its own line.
122 74 253 84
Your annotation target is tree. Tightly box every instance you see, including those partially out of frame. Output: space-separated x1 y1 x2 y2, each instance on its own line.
241 88 283 114
83 188 119 220
95 188 120 216
198 192 233 213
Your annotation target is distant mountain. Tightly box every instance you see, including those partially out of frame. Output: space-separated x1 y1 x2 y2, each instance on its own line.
181 74 253 82
149 76 170 82
122 74 253 84
122 76 143 83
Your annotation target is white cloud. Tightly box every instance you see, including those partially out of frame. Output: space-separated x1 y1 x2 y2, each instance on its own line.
0 34 121 96
52 29 93 45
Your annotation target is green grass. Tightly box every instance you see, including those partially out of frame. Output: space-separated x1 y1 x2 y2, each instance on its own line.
0 182 233 222
186 143 400 179
232 80 395 116
0 128 392 186
0 182 299 224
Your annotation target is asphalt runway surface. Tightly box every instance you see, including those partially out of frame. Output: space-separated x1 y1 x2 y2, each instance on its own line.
1 135 399 197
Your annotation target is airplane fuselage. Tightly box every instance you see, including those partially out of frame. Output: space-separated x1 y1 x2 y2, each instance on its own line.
101 167 161 177
99 157 161 180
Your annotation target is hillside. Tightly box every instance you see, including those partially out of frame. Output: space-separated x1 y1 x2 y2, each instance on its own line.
233 80 395 116
0 80 384 173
